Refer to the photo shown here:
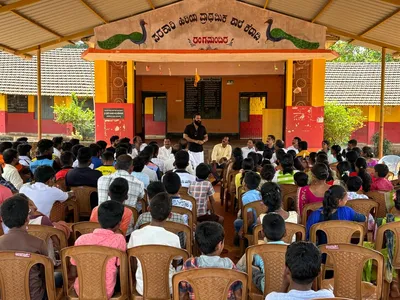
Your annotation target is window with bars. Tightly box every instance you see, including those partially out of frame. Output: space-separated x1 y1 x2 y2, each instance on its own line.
34 96 54 120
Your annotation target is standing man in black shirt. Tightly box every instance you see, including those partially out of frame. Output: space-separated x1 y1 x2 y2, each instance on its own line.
183 114 208 169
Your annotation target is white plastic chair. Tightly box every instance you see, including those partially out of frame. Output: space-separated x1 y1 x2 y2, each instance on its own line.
379 155 400 174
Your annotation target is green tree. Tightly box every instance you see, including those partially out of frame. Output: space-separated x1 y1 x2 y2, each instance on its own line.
329 41 398 62
53 93 94 140
324 102 366 145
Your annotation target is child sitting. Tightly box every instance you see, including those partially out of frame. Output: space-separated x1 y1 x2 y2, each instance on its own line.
73 201 126 299
90 177 134 236
265 241 334 299
128 192 181 296
188 163 223 224
96 151 116 176
258 164 276 189
371 164 394 192
294 172 308 188
346 176 369 200
55 151 74 181
179 221 242 299
234 171 262 243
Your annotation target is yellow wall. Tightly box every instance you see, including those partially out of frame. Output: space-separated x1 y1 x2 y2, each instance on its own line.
249 97 266 115
262 109 283 141
311 59 325 107
285 60 293 107
0 94 6 111
94 60 109 103
127 61 135 104
355 105 400 123
144 97 153 114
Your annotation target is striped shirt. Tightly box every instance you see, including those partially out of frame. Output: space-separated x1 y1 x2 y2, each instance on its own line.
272 170 298 185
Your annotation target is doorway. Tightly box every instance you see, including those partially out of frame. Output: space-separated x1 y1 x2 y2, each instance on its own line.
142 92 167 139
239 92 267 140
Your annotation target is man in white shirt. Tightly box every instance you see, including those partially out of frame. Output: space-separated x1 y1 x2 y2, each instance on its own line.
149 143 165 173
265 241 334 300
20 165 72 217
172 151 196 188
131 136 147 158
287 136 301 154
158 138 172 161
270 139 287 164
3 149 23 190
52 137 63 158
98 155 144 208
241 139 256 159
128 192 181 296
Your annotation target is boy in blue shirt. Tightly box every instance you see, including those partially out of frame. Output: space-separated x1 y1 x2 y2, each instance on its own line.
234 171 261 244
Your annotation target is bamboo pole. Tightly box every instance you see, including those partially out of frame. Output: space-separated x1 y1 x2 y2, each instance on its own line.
379 47 386 158
37 46 42 140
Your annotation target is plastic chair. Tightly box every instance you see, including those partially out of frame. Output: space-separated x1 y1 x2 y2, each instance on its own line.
240 200 266 254
283 191 297 212
379 155 400 174
70 186 98 219
27 224 67 250
172 268 247 300
61 245 129 300
280 184 298 206
225 170 239 213
55 178 68 192
319 243 384 300
171 206 194 230
50 198 79 223
139 221 192 255
178 191 198 221
346 199 378 238
128 245 189 299
310 221 365 246
124 205 139 229
253 223 305 244
246 244 288 299
237 185 245 212
301 202 323 226
0 251 57 300
366 191 388 218
72 221 123 241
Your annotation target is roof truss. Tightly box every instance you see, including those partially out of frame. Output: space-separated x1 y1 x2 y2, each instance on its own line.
79 0 108 23
311 0 334 23
0 0 39 13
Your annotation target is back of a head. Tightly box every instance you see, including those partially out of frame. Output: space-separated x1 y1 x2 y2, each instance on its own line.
101 151 114 163
16 137 28 143
349 139 358 147
115 147 128 159
346 176 363 192
316 152 328 163
287 150 296 159
89 143 101 157
311 163 329 181
276 149 286 163
96 140 108 151
119 137 131 144
286 241 322 285
244 171 261 190
255 141 265 152
195 221 224 255
261 164 276 181
263 147 273 160
3 148 18 164
261 182 282 212
262 213 285 241
179 138 188 150
150 192 172 222
171 144 181 155
1 195 29 229
174 150 189 169
60 151 74 167
275 139 285 149
247 152 259 167
70 138 80 146
232 147 243 158
355 157 372 191
115 154 133 171
62 142 73 152
141 146 155 159
52 136 63 148
298 141 308 151
293 157 305 172
196 163 211 180
17 143 32 156
149 143 159 157
132 157 145 172
34 165 55 183
12 141 21 150
109 177 129 203
77 147 92 165
362 146 374 158
353 147 362 156
294 172 308 187
242 157 255 171
110 135 119 144
331 145 343 162
375 164 389 178
0 142 12 154
147 181 166 199
37 139 53 154
281 154 294 174
323 185 346 219
346 150 359 164
98 201 124 229
162 171 181 194
72 144 84 158
309 152 317 164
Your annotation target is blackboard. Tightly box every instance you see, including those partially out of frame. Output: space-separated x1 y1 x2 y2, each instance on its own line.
184 77 222 119
103 108 125 119
7 95 28 113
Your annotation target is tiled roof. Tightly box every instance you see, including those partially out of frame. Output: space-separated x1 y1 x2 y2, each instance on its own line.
0 48 94 97
325 62 400 106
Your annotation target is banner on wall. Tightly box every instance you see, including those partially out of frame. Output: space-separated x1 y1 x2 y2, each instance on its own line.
93 0 326 51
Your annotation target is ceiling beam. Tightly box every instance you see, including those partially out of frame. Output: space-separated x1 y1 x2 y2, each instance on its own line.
380 0 400 5
16 28 94 54
79 0 108 23
146 0 155 10
312 0 334 23
263 0 269 9
0 0 40 13
11 11 63 37
0 43 32 59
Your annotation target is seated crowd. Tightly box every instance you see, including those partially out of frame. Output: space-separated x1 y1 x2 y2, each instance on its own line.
0 134 397 300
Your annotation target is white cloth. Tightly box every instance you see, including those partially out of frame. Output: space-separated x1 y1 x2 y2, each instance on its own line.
174 170 196 188
20 182 68 217
151 157 165 173
270 148 287 164
131 144 148 158
188 151 204 170
128 225 181 296
3 164 23 190
164 155 195 175
241 147 255 159
53 148 61 158
286 146 299 154
72 160 94 169
159 146 172 161
265 289 334 299
19 156 32 167
142 165 158 182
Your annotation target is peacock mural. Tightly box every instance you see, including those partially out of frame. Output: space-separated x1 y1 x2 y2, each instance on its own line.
97 19 147 50
265 19 320 50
